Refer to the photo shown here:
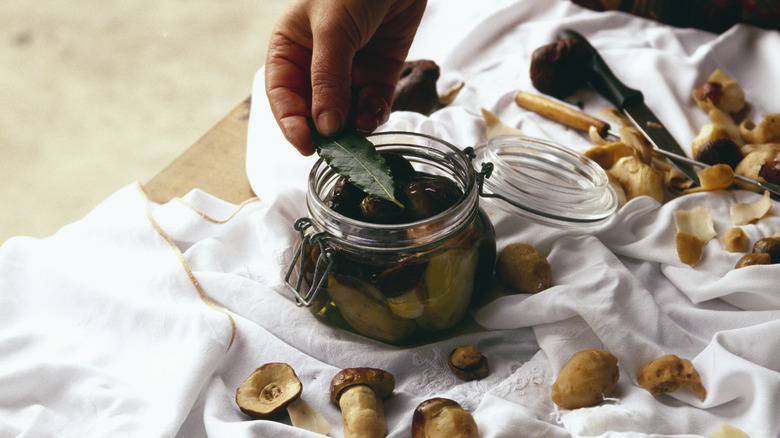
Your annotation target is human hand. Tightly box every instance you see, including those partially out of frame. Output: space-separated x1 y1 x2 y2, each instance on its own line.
265 0 427 155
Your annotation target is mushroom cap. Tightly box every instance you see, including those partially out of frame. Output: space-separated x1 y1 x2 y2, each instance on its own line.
412 398 478 438
330 367 395 404
236 362 303 419
448 345 489 381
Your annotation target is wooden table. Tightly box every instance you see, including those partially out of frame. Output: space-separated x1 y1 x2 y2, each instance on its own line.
143 96 256 204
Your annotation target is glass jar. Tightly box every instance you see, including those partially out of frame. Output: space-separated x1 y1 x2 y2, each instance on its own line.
286 132 496 345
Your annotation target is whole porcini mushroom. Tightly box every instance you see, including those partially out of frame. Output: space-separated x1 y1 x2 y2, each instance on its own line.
448 345 490 381
529 37 592 99
392 60 464 116
236 362 303 419
236 363 331 435
331 367 395 438
496 242 552 294
412 397 478 438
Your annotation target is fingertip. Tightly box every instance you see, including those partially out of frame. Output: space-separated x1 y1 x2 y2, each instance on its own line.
280 116 316 156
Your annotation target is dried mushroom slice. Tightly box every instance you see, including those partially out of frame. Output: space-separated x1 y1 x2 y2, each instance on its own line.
676 232 703 266
584 141 636 170
708 423 751 438
674 207 717 243
740 113 780 144
735 147 780 192
722 227 749 253
685 164 735 193
638 354 706 401
236 362 303 419
608 156 665 203
480 107 524 141
730 191 772 225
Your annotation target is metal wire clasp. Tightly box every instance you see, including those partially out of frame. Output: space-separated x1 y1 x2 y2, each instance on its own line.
284 218 334 307
463 146 496 202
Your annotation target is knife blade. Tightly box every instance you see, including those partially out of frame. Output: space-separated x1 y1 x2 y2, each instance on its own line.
559 29 700 185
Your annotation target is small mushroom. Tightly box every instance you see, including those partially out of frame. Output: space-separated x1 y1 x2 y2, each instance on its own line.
495 242 552 294
448 345 489 381
411 398 478 438
236 363 331 435
753 236 780 264
359 195 404 224
330 367 395 438
551 349 619 410
638 354 706 401
402 174 462 221
325 177 367 219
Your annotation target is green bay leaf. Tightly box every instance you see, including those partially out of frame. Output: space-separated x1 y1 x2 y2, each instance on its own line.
308 119 403 207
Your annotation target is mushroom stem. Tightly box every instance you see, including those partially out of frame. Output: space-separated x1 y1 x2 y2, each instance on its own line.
338 384 386 438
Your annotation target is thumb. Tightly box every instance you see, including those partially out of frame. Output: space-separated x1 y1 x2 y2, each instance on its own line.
310 33 353 137
308 2 389 137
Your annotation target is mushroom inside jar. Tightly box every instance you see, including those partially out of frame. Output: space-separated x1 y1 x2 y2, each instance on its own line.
302 152 496 344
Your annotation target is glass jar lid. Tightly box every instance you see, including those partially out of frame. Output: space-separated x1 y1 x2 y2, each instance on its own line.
472 135 618 231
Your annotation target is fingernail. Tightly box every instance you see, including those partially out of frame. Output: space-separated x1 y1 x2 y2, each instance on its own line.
317 110 342 136
363 95 388 119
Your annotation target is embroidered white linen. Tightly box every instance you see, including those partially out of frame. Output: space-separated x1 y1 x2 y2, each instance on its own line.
1 1 779 437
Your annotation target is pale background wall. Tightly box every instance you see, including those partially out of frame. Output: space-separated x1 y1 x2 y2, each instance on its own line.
1 0 290 244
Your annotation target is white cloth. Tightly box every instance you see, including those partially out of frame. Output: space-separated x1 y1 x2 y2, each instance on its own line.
2 0 780 437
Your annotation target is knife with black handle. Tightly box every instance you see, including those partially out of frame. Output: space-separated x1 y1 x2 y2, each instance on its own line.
559 29 700 185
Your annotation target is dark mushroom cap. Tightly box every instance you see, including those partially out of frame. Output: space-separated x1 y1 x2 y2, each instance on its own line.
392 60 441 115
330 367 395 404
529 37 592 99
695 138 743 169
235 362 303 419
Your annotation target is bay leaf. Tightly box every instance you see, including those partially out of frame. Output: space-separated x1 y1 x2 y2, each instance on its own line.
308 119 403 207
